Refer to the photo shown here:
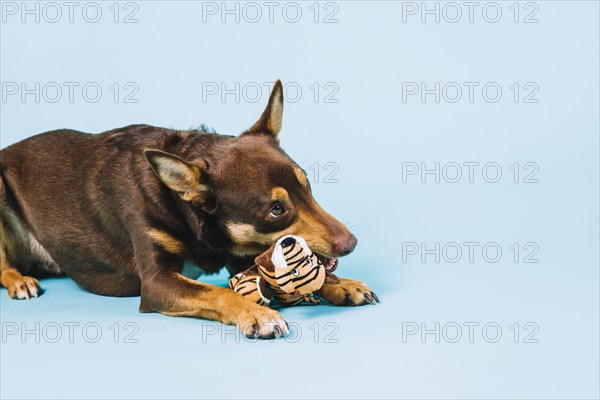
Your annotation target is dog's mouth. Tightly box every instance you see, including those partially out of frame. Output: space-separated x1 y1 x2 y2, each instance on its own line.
316 254 338 273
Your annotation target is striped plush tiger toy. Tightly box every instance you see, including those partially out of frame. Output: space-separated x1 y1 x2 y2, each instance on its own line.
229 235 326 306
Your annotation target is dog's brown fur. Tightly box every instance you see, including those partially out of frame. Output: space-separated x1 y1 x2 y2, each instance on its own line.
0 81 376 338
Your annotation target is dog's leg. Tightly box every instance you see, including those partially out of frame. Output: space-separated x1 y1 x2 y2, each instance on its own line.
0 178 41 299
0 231 44 299
140 273 287 338
136 232 287 338
0 224 41 299
319 275 379 306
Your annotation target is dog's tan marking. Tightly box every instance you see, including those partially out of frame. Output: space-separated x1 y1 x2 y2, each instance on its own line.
293 208 332 255
226 223 268 256
148 229 185 254
225 201 335 257
226 223 258 243
271 187 290 202
294 167 308 188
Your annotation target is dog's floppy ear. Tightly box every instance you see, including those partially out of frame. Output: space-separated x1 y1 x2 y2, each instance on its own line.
245 80 284 140
143 149 214 211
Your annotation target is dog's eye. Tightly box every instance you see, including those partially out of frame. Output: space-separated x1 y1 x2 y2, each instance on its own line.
270 202 285 218
291 268 300 277
306 258 312 267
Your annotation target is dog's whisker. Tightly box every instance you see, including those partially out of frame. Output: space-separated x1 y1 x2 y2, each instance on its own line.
348 226 363 234
345 222 364 230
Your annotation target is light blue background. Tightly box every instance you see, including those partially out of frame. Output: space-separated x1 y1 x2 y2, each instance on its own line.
1 1 599 399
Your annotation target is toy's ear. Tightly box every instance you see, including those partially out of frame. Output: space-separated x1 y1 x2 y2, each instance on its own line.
254 246 276 272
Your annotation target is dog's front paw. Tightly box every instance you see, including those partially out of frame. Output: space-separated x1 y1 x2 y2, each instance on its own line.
5 275 41 300
237 303 288 339
319 278 379 306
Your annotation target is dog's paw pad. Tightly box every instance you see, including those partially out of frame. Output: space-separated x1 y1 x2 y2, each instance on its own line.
7 276 41 300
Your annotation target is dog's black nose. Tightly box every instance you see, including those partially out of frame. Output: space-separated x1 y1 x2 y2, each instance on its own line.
280 237 297 248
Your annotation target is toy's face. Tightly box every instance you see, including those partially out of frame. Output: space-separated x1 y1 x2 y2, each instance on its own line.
269 235 326 295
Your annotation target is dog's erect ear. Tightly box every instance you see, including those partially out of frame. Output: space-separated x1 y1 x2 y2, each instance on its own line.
254 245 276 272
143 149 214 210
245 80 284 140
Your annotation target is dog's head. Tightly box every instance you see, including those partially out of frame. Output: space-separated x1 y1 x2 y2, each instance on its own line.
144 81 357 264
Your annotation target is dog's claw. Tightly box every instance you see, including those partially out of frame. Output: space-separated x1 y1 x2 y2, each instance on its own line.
364 293 373 303
247 323 259 338
344 294 355 306
274 325 283 338
371 292 380 303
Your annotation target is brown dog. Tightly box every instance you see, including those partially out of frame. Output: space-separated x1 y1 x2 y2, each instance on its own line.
0 81 377 338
